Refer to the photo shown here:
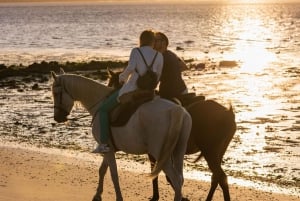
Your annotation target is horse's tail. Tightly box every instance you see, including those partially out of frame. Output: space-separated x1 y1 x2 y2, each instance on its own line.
150 106 186 178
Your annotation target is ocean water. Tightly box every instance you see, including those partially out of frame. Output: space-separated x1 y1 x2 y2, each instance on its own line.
0 1 299 196
0 2 299 66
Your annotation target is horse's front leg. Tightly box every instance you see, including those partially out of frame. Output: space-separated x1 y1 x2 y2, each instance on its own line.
92 152 123 201
107 151 123 201
92 156 109 201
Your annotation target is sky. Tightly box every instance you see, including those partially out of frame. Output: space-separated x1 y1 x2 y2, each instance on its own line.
0 0 299 3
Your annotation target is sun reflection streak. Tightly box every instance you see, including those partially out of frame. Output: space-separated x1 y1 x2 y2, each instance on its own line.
235 43 276 73
223 14 278 73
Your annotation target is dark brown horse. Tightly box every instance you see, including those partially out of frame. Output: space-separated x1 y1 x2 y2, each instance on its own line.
107 70 237 201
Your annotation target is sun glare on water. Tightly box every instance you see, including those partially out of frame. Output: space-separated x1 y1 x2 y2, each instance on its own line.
226 14 277 73
233 0 269 3
234 40 276 73
239 0 259 3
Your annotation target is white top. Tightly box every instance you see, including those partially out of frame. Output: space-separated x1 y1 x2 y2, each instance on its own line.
118 46 163 98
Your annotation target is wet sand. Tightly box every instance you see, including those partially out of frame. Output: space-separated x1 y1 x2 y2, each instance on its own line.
0 144 299 201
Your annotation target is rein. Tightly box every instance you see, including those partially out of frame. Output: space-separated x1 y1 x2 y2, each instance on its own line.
66 99 101 123
51 95 101 124
65 96 103 123
66 114 91 121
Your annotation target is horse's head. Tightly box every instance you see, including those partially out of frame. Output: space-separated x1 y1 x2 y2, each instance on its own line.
51 69 74 123
107 69 123 89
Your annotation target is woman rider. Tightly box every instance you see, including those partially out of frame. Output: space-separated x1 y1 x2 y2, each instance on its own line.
96 30 164 153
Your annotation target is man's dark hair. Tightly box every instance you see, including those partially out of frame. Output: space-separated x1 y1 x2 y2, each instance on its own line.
156 32 169 47
140 30 155 47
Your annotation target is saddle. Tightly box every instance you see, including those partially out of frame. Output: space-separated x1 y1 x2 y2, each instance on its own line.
171 93 205 107
109 90 155 127
109 92 204 127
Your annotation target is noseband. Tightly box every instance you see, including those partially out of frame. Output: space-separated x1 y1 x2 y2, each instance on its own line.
52 81 71 117
52 75 106 122
52 78 91 121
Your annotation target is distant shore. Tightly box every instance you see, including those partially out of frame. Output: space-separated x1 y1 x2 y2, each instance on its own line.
0 60 128 80
0 0 299 4
1 144 300 201
0 0 114 3
0 58 237 80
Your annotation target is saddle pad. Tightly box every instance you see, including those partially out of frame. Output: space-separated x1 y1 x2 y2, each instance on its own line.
178 93 206 107
110 93 154 127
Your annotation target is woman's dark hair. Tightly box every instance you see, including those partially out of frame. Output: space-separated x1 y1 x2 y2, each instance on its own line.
139 30 155 47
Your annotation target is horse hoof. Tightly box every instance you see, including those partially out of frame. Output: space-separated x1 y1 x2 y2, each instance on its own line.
149 196 159 201
182 197 190 201
92 196 101 201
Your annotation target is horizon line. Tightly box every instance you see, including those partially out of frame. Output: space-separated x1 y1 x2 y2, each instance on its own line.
0 0 300 4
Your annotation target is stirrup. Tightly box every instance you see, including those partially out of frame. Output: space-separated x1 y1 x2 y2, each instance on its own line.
92 144 110 153
97 144 110 153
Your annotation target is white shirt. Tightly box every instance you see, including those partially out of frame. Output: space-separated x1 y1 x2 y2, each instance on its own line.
118 46 163 98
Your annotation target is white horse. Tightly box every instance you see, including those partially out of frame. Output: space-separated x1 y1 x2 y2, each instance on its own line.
51 70 192 201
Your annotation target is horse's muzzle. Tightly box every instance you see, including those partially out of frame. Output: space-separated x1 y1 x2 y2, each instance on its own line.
53 106 69 123
54 110 69 123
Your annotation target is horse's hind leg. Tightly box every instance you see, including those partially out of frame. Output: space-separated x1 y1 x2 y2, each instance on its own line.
163 160 183 201
206 169 229 201
204 154 230 201
149 154 188 201
205 171 220 201
166 113 190 201
219 171 230 201
205 129 233 201
148 154 160 201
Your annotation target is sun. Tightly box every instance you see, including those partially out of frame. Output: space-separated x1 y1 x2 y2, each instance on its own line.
234 0 264 3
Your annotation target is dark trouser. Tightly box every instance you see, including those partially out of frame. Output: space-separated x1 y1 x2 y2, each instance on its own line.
99 90 119 144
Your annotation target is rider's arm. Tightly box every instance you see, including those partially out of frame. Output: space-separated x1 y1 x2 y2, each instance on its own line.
119 48 138 83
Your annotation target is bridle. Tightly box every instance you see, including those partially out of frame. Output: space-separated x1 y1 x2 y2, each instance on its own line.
52 78 103 122
52 81 71 119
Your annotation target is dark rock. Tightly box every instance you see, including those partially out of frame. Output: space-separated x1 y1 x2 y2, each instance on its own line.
0 64 6 70
176 46 184 51
32 83 40 90
22 77 31 83
195 63 205 70
219 60 238 67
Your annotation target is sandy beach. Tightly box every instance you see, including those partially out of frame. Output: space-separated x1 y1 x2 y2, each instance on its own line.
0 144 299 201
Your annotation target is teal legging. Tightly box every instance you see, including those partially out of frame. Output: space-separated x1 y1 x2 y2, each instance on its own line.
99 90 120 144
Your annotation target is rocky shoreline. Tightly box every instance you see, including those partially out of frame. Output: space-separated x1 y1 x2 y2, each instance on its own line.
0 60 128 80
0 58 239 80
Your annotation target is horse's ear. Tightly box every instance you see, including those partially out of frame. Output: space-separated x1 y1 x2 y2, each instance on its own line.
107 68 115 77
59 68 65 74
51 71 57 80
